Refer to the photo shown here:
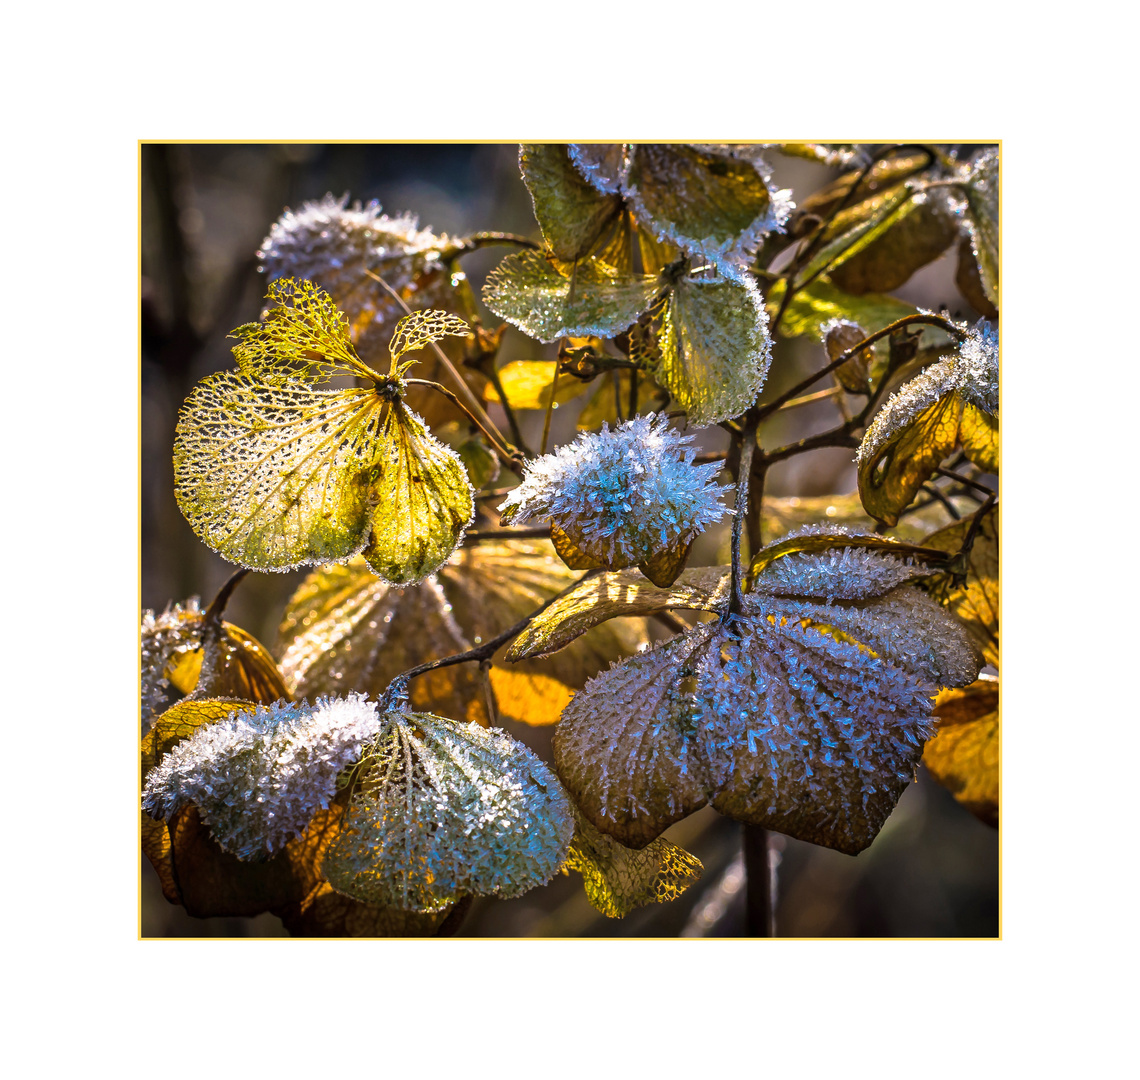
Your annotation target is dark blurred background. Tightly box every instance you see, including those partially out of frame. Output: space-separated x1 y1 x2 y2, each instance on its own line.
140 143 998 938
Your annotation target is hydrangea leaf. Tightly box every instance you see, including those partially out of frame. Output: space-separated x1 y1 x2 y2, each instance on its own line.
231 277 376 384
763 277 917 358
567 144 628 194
507 565 730 661
481 250 660 344
563 808 703 918
954 235 998 320
638 535 694 588
322 711 574 912
548 521 605 570
275 541 650 727
922 508 999 668
520 143 624 262
257 193 461 365
358 401 474 585
483 360 592 411
924 675 999 827
825 319 873 393
793 150 932 223
856 323 998 525
768 143 868 168
387 309 471 375
141 599 290 733
960 402 999 473
657 272 772 425
273 881 456 937
556 577 980 852
456 434 500 492
959 149 999 307
623 144 790 277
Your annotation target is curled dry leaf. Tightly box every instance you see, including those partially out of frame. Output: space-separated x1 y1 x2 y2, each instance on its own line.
924 675 999 827
276 540 650 726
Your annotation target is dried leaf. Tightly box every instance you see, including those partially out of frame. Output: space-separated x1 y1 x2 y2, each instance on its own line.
769 143 869 168
482 250 660 344
563 808 703 918
520 143 623 262
322 710 574 911
273 881 454 937
954 234 999 320
638 535 694 588
759 493 877 541
388 309 470 373
276 541 650 726
456 435 500 492
924 675 998 827
657 271 772 425
623 144 790 277
959 148 999 307
575 369 668 431
793 150 931 223
483 360 592 410
567 144 628 195
825 319 872 393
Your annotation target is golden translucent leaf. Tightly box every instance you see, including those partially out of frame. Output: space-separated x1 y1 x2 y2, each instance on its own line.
507 565 729 660
922 509 999 668
276 541 650 727
483 360 591 410
759 493 877 541
231 277 376 384
924 676 999 827
359 401 475 585
520 143 624 262
638 536 693 588
794 151 931 221
273 881 455 937
962 149 999 307
174 374 383 571
549 521 605 570
658 272 771 425
387 309 470 373
563 809 703 918
960 402 999 473
482 250 660 344
858 392 964 526
825 319 873 393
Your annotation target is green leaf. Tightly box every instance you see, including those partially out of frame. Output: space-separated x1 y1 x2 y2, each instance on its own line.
506 565 728 660
520 143 623 262
624 144 787 276
657 272 772 425
563 808 703 918
482 250 660 344
359 402 475 585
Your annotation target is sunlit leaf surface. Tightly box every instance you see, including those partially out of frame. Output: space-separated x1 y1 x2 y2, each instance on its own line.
924 675 999 827
960 149 999 307
520 143 623 262
482 250 659 343
658 272 772 425
276 541 650 726
483 360 592 411
323 711 574 911
563 808 703 918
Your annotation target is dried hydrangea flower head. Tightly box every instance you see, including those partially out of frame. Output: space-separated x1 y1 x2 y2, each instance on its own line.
142 693 384 862
140 598 203 730
499 414 731 582
322 708 575 912
553 539 982 854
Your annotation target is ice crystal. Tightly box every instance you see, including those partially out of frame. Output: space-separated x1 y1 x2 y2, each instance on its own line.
141 693 384 861
140 598 203 731
323 710 575 912
856 318 999 468
257 193 456 348
554 550 982 852
498 414 731 569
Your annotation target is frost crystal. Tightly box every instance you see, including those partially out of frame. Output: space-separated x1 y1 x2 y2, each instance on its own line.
498 414 732 568
856 318 999 467
141 693 384 861
140 598 203 732
323 710 575 912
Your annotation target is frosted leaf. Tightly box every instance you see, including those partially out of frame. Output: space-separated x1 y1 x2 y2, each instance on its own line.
141 597 289 733
554 575 981 852
498 414 732 572
322 711 574 912
481 250 660 343
856 319 998 524
956 149 999 307
924 675 999 827
274 881 455 938
567 143 628 194
258 193 458 356
657 271 772 425
623 144 792 279
142 693 385 862
563 807 703 918
751 544 927 603
358 401 475 585
520 144 623 262
507 564 729 660
276 540 650 727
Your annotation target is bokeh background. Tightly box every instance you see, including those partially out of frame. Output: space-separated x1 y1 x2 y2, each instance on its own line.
140 143 999 937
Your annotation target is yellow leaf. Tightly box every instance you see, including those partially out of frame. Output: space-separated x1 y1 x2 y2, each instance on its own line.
483 360 591 411
924 676 999 827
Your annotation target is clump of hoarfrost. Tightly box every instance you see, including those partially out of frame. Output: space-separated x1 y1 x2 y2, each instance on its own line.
322 710 575 912
856 318 998 467
140 598 203 732
499 414 732 568
141 693 384 861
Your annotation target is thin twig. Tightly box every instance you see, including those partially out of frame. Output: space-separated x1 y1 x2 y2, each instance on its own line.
466 526 551 542
729 425 757 616
405 379 522 468
921 483 962 520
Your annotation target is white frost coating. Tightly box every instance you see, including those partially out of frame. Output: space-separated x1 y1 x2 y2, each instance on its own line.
855 319 998 466
141 693 385 861
498 414 732 566
140 598 203 733
567 144 628 194
751 545 925 602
